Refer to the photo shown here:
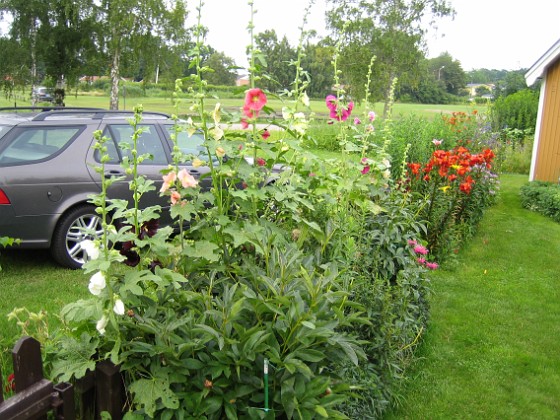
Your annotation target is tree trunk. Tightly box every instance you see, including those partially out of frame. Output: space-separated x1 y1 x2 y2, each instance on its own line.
30 17 38 106
109 38 120 110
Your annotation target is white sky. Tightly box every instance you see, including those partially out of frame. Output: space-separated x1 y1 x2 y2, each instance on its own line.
196 0 560 71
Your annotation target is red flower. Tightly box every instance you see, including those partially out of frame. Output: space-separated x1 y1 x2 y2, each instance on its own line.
256 157 266 167
261 129 270 140
244 88 267 113
5 373 15 392
407 163 421 175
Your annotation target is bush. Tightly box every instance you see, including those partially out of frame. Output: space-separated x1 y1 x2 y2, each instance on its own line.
520 181 560 223
490 89 539 133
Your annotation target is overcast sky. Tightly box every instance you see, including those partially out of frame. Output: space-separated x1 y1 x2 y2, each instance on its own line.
196 0 560 71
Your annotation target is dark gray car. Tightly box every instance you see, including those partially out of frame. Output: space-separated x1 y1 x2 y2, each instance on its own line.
0 108 210 268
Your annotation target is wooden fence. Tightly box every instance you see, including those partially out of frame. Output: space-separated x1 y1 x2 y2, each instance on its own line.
0 336 124 419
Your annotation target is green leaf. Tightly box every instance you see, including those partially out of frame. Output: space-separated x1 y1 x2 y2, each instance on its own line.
184 240 220 262
129 378 179 418
315 405 329 418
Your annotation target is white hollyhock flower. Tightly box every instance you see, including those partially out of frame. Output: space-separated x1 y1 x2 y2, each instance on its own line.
88 271 106 296
96 315 109 335
80 240 100 261
113 298 125 316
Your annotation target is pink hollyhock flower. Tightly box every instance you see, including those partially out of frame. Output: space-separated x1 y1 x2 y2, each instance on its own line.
256 157 266 167
354 117 361 125
325 95 337 111
244 88 267 112
261 129 270 140
361 157 369 165
426 262 439 270
407 239 417 246
177 168 198 188
170 191 181 205
432 139 443 146
160 171 177 193
417 257 426 265
368 111 376 122
241 118 249 129
414 244 429 255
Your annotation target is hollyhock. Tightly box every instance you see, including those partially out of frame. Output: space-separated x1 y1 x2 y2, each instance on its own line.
414 244 429 255
426 262 439 270
113 298 125 315
178 168 198 188
160 171 177 193
96 315 109 335
244 88 267 113
354 117 361 125
80 240 100 260
88 271 106 296
170 191 181 205
368 111 376 122
261 129 270 140
256 157 266 167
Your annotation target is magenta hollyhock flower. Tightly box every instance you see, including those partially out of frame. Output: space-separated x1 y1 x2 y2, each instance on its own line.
426 261 439 270
325 95 337 111
261 129 270 140
414 244 429 255
244 88 267 112
361 165 370 175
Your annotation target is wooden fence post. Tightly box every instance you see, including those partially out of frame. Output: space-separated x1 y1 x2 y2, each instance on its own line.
96 360 124 419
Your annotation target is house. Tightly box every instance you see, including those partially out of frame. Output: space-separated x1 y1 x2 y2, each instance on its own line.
466 83 495 98
525 38 560 183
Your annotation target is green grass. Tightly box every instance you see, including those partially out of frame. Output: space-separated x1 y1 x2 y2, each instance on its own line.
385 173 560 419
0 91 484 120
0 250 89 351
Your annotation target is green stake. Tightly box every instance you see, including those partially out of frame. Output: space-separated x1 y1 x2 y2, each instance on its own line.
264 358 269 412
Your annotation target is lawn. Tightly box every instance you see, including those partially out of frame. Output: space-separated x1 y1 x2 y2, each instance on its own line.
385 173 560 419
0 90 484 120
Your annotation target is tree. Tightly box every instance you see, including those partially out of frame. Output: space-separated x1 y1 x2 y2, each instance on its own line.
326 0 454 115
428 52 466 95
202 51 238 86
254 29 297 93
94 0 188 109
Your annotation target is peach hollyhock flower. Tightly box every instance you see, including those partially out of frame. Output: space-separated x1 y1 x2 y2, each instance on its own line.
192 158 204 168
170 191 181 205
244 88 267 113
177 168 198 188
88 271 106 296
160 171 177 193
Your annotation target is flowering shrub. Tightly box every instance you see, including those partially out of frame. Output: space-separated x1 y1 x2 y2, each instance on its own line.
405 144 498 259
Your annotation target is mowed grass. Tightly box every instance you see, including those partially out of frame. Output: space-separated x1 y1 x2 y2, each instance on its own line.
0 91 484 120
385 173 560 419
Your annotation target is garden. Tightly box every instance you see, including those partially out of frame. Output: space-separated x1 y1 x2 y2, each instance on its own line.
0 4 547 420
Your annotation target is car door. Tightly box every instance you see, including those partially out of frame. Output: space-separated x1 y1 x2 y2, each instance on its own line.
87 123 170 212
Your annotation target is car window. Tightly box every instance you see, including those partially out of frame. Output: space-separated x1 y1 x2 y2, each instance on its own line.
0 125 11 140
98 124 168 165
0 126 82 165
164 125 208 161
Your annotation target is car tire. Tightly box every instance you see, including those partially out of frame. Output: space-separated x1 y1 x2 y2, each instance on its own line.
51 205 104 269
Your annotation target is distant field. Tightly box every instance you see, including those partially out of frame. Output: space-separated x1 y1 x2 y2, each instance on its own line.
0 90 486 120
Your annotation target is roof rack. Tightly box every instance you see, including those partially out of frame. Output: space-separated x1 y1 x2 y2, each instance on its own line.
0 106 105 113
31 109 171 121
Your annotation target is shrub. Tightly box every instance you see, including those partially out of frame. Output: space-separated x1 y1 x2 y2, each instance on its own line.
490 89 539 133
520 181 560 223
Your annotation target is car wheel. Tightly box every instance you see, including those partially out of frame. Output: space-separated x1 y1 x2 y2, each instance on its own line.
51 205 104 269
